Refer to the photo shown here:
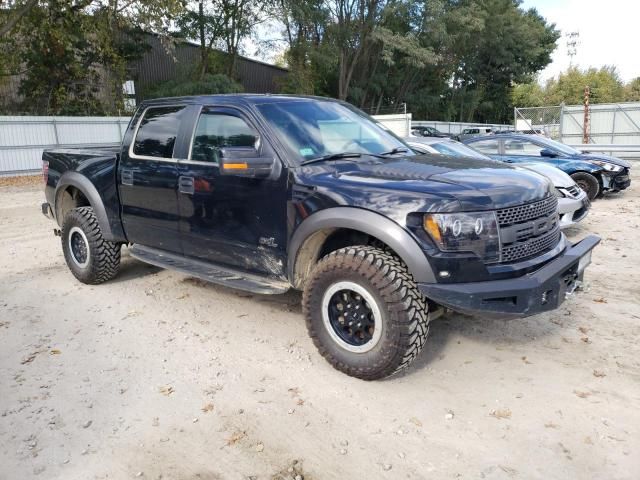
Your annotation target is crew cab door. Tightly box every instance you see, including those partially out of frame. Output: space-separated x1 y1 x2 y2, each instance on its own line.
176 106 288 277
118 105 190 252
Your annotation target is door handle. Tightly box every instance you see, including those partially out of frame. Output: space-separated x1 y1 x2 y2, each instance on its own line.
179 176 195 194
121 169 133 185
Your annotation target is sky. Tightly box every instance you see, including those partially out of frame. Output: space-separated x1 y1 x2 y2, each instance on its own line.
521 0 639 83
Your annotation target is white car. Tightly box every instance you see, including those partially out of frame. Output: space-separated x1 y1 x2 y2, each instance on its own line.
406 137 590 229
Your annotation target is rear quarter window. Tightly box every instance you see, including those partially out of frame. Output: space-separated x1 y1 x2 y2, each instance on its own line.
132 106 186 159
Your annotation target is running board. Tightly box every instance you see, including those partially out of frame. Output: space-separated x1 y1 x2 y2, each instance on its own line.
129 245 290 295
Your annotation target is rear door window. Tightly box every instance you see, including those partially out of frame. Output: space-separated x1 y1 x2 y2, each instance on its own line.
133 106 186 159
504 139 545 156
469 139 499 154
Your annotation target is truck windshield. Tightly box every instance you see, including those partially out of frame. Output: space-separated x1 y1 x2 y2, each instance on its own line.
255 100 411 164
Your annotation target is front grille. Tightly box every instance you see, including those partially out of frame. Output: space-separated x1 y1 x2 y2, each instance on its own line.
501 228 561 263
496 195 561 263
496 195 558 227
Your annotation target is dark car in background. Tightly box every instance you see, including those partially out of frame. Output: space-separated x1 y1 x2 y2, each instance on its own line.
411 125 453 138
455 127 493 142
464 134 631 200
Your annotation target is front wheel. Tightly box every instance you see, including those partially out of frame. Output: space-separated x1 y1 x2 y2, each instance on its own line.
571 172 600 200
303 246 431 380
61 206 121 284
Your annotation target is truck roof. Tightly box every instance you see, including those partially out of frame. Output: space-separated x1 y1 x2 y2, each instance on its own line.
139 94 340 107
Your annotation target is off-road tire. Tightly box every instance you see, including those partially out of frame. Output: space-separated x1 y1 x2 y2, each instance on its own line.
303 246 431 380
61 206 121 284
571 172 600 200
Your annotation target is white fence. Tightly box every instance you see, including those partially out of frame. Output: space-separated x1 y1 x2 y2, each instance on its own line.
515 102 640 159
373 113 412 137
1 114 414 176
412 120 512 135
0 116 130 176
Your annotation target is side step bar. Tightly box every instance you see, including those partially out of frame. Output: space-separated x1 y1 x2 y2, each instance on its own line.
129 245 290 295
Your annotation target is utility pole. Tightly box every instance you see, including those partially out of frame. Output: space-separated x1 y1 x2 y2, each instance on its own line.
583 85 590 144
566 32 579 67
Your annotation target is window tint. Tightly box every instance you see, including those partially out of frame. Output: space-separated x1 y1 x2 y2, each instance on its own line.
133 106 185 158
190 112 258 163
469 139 499 154
504 139 544 156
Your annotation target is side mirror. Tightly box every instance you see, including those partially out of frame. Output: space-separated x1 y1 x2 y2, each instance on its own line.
219 147 275 178
540 148 558 158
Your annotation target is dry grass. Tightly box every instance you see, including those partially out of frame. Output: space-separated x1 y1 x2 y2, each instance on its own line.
0 175 41 188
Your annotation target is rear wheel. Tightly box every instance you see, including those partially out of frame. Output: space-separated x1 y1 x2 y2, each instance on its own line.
303 246 431 380
61 206 121 284
571 172 600 200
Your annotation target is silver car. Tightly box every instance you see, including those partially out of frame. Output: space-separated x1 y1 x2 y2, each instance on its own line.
406 137 590 229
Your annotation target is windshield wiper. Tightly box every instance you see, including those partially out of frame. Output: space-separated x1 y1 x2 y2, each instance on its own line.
378 146 409 156
300 152 363 166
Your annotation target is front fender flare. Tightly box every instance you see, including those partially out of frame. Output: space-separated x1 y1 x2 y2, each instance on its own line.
288 207 436 288
55 172 121 242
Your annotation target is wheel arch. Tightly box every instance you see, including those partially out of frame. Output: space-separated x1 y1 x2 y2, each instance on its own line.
55 172 118 241
288 207 436 289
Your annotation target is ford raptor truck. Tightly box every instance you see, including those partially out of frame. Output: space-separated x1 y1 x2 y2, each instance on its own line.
41 95 600 380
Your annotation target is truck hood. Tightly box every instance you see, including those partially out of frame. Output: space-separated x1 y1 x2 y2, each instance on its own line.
297 153 553 213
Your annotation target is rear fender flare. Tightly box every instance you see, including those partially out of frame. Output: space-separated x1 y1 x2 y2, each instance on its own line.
55 172 119 241
288 207 436 288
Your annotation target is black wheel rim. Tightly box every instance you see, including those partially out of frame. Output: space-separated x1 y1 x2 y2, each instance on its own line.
70 230 88 266
327 289 375 347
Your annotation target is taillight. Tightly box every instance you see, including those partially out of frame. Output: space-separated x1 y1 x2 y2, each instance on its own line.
42 161 49 185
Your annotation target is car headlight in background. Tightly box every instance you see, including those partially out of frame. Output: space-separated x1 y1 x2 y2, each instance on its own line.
423 212 500 262
591 160 623 172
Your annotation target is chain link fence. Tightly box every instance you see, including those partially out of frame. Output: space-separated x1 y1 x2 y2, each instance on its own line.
513 105 562 139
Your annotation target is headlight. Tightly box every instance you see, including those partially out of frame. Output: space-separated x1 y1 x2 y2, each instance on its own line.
554 187 565 198
423 212 500 262
591 160 623 172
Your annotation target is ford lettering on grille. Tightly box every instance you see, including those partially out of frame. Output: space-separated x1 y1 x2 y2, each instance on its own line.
495 196 561 263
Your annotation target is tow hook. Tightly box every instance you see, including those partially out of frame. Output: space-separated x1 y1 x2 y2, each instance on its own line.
54 229 61 237
565 280 583 298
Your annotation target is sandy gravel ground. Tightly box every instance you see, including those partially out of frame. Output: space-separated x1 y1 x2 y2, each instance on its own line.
1 179 639 480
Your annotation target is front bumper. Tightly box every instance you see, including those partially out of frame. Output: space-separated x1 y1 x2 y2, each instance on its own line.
557 194 590 228
604 169 631 191
418 234 600 320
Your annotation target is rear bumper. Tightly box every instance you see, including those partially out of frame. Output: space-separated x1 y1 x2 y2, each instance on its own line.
418 234 600 320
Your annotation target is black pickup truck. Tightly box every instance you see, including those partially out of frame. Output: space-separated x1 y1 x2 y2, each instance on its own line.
41 95 600 379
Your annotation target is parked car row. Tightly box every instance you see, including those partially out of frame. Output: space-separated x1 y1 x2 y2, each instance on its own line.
405 137 591 229
463 134 632 201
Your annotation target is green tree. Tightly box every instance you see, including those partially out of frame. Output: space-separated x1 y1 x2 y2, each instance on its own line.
146 73 243 97
511 80 545 107
625 77 640 102
177 0 269 79
545 66 625 105
1 0 184 114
